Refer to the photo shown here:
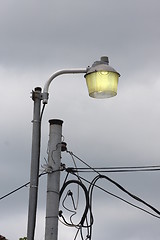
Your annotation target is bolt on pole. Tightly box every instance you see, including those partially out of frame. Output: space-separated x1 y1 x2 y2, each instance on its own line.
45 119 63 240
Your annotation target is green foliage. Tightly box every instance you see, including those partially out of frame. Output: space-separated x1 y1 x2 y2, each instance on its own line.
19 238 27 240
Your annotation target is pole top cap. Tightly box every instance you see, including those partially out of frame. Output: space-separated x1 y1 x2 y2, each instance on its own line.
49 119 63 126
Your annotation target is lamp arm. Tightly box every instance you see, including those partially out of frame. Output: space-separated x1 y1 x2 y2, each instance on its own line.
43 68 87 104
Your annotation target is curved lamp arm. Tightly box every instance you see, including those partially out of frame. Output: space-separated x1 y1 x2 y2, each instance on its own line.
43 68 87 104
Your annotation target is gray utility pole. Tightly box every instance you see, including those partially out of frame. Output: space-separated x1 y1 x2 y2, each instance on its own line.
45 119 63 240
27 87 42 240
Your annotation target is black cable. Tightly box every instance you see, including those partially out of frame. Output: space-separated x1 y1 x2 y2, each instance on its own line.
0 181 30 201
74 228 80 240
70 172 160 220
61 151 160 240
67 151 100 176
80 227 85 240
67 151 160 173
98 174 160 216
87 176 99 240
59 180 89 227
0 171 51 201
74 165 160 170
62 190 76 213
69 151 81 209
72 168 160 173
61 190 77 226
85 217 91 240
67 152 160 216
66 169 94 240
40 103 46 121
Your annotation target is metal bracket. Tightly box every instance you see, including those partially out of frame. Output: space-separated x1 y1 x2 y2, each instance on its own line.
31 88 43 101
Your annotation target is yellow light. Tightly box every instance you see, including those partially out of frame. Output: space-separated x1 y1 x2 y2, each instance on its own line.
85 71 119 98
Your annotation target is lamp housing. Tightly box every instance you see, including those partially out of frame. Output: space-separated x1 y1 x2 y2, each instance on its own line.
84 56 120 98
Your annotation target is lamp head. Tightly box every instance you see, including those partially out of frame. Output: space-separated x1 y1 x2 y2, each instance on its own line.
84 56 120 98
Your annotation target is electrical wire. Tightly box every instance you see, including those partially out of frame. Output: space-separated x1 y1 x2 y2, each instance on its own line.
71 167 160 173
60 150 160 240
0 171 64 201
87 176 100 239
64 151 94 236
69 150 81 209
67 151 160 172
70 172 160 220
40 103 46 121
74 228 80 240
0 181 30 201
62 190 77 213
67 152 160 174
61 190 77 226
60 169 160 240
0 172 47 201
59 179 89 227
67 151 100 176
67 152 160 214
74 165 160 170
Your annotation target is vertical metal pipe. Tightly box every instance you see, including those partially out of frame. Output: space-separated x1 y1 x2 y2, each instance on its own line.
27 87 42 240
45 119 63 240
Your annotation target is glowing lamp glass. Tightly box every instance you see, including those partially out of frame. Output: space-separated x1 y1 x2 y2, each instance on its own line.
85 71 119 98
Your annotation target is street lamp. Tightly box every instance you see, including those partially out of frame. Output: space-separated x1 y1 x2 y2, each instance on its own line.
85 56 120 98
42 56 120 104
27 56 120 240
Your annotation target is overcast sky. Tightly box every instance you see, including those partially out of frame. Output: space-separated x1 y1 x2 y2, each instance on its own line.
0 0 160 239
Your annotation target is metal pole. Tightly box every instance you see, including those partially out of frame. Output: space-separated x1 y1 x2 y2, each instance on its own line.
42 68 87 104
27 87 42 240
45 119 63 240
